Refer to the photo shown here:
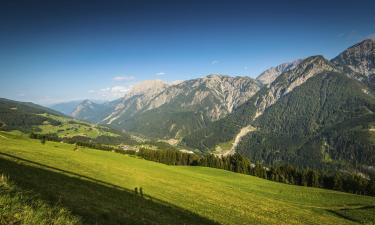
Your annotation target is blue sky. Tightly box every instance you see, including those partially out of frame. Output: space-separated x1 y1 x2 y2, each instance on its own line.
0 0 374 105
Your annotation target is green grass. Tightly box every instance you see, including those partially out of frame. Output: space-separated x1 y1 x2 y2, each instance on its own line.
0 174 81 225
0 131 374 225
36 113 118 138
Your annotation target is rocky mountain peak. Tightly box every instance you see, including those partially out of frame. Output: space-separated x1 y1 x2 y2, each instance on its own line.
124 80 168 98
256 59 302 85
80 99 94 105
205 74 227 79
71 100 97 118
332 39 375 76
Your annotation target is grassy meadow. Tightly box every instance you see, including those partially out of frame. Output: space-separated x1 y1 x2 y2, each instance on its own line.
0 131 374 225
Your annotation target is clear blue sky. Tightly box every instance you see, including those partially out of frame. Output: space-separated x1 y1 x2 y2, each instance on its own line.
0 0 374 104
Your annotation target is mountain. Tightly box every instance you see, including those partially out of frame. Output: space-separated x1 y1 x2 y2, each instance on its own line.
238 70 375 171
253 56 337 119
50 99 108 116
49 100 84 115
256 59 302 85
71 99 112 123
71 75 261 139
101 80 170 124
70 80 169 124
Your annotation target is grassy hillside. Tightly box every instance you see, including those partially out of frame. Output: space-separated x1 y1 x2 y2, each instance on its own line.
0 98 136 146
0 131 374 225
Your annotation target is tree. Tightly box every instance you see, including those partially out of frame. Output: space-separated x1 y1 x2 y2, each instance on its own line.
140 187 144 197
40 136 46 144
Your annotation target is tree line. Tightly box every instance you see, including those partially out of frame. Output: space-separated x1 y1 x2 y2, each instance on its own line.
136 148 375 196
29 132 125 152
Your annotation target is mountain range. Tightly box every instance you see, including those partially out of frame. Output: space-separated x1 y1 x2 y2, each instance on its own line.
6 39 374 175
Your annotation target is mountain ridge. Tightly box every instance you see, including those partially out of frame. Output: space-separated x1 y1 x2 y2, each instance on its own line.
256 59 302 85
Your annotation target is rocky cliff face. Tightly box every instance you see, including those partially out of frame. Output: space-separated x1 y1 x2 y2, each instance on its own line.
106 75 261 138
256 59 302 85
102 80 169 124
137 75 261 121
332 39 375 77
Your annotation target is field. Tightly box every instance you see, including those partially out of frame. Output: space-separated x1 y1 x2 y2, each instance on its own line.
0 131 374 225
35 113 118 138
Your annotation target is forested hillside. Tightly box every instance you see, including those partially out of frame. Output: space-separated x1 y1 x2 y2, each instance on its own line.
183 40 375 177
238 71 375 172
0 98 64 131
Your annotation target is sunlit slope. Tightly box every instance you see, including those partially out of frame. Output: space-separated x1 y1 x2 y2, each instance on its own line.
0 131 374 225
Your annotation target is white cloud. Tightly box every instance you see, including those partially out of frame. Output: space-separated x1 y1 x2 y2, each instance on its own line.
110 86 130 97
89 85 132 99
211 60 219 65
113 75 135 81
156 72 166 76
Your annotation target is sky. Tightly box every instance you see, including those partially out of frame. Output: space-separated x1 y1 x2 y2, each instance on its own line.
0 0 374 105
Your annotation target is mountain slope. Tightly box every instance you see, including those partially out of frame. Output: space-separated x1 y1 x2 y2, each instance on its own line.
183 56 337 151
238 71 375 170
109 75 261 138
332 39 375 77
184 41 375 175
49 100 84 116
71 100 112 123
253 56 337 119
101 80 170 124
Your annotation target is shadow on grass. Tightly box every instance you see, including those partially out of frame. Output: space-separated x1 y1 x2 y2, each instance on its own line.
327 205 375 224
0 154 220 225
